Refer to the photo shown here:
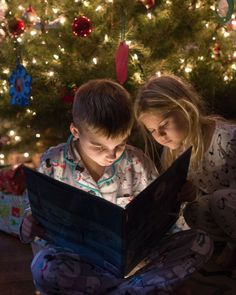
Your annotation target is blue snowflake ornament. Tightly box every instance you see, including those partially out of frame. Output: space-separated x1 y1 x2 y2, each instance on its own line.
8 61 32 106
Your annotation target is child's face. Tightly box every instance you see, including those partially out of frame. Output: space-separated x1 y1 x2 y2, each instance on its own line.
77 127 128 167
140 111 188 150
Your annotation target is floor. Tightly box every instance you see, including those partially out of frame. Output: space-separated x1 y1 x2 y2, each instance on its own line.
1 231 236 295
0 231 36 295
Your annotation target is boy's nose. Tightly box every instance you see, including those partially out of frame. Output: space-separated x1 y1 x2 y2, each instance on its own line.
106 150 116 160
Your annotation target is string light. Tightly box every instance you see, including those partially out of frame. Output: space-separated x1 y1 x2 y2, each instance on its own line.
147 13 152 20
2 68 9 74
92 57 98 64
14 136 21 142
9 130 15 136
24 152 30 158
35 133 41 138
0 154 5 159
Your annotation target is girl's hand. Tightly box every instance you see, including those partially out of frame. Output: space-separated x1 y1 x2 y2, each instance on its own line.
178 180 197 203
21 211 46 242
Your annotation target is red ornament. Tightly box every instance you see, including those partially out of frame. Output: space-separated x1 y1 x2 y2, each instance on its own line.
140 0 155 9
115 41 129 85
72 16 92 38
9 18 25 36
62 84 78 104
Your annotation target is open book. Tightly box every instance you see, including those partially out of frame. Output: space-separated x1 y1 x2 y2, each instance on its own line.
23 147 192 277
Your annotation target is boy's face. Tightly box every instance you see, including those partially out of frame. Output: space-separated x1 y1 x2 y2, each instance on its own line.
71 124 128 167
140 111 188 150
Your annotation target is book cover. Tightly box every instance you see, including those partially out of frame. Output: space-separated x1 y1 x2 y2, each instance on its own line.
24 147 192 277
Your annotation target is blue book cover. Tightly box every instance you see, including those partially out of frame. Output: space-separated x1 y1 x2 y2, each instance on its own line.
23 147 191 278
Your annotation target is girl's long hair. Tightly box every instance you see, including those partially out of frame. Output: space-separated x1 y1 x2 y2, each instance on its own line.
135 74 209 172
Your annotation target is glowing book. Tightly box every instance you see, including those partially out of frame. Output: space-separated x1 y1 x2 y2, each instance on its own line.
24 147 191 277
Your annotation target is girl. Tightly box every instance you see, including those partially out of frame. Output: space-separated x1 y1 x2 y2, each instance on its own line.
135 73 236 269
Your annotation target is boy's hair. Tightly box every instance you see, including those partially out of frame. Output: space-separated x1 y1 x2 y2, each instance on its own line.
73 79 134 138
135 73 208 171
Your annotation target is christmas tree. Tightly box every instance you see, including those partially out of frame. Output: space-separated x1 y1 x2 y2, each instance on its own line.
0 0 236 165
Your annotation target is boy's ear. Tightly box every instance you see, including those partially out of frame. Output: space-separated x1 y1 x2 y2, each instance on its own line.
70 122 80 139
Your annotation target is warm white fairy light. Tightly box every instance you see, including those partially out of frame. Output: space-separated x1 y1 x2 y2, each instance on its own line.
231 20 236 30
231 64 236 70
14 135 21 142
195 1 201 9
48 71 55 77
0 160 4 165
9 130 15 136
210 5 215 11
52 8 59 14
45 61 49 64
59 16 66 25
0 154 5 159
185 65 192 73
41 41 46 45
224 75 229 81
83 1 90 7
198 56 204 60
205 23 209 28
147 13 152 19
179 58 185 63
233 51 236 58
22 60 28 66
104 34 109 43
75 0 79 2
212 36 216 40
17 37 23 43
133 54 139 60
30 30 37 36
223 31 230 38
30 96 34 100
24 152 30 158
3 68 9 74
32 58 37 64
156 71 162 77
133 72 142 83
35 133 41 138
96 5 103 11
18 5 24 11
126 40 132 46
92 57 98 64
53 54 59 60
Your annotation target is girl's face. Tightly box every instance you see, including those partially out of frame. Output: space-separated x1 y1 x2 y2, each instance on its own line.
73 125 128 167
140 111 188 150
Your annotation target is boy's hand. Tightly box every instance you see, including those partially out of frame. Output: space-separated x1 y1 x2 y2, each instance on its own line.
21 211 45 242
177 180 197 203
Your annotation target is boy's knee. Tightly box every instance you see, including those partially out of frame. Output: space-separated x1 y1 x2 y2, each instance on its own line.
31 248 57 289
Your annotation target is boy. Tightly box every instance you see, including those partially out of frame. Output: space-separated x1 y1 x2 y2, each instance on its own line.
21 79 212 295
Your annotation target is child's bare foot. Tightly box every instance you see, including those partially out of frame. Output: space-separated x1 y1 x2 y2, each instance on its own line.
216 245 236 268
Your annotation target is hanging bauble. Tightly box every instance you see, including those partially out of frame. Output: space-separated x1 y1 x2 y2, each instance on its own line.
216 0 234 24
8 61 32 106
23 5 38 25
61 84 78 104
212 42 221 60
115 41 129 85
8 18 25 36
72 16 92 38
140 0 155 9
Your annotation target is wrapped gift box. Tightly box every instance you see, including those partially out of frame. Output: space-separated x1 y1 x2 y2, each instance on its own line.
0 191 28 236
